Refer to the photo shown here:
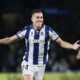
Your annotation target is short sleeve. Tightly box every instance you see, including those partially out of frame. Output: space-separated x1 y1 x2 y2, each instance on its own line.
49 27 59 41
16 27 27 39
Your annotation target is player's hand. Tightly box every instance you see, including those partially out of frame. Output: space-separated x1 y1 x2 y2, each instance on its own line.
73 40 80 50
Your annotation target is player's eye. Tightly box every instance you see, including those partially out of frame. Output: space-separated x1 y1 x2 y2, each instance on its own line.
36 16 39 19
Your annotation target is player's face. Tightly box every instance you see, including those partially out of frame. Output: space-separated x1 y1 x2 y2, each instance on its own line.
31 13 43 28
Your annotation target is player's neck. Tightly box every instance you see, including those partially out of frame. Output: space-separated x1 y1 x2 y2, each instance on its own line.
34 25 41 31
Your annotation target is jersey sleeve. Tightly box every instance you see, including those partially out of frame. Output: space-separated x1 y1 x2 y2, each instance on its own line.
49 27 59 41
16 27 27 39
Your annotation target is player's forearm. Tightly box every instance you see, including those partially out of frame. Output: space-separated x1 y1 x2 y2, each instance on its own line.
0 37 11 44
60 41 74 50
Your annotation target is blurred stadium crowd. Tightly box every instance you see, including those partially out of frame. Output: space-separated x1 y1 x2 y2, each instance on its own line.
0 0 80 72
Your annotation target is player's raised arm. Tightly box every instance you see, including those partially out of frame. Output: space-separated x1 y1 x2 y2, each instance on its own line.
0 35 19 45
56 38 80 51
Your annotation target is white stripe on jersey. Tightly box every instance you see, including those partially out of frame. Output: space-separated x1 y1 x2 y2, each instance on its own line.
28 29 34 64
38 25 45 65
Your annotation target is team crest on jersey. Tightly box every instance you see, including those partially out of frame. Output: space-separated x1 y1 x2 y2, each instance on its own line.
41 32 43 35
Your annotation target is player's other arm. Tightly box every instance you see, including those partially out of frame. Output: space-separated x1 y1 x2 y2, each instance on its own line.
0 35 19 45
56 38 80 51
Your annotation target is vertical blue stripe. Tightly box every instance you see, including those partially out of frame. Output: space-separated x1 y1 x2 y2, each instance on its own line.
24 26 30 61
43 26 49 64
33 31 40 64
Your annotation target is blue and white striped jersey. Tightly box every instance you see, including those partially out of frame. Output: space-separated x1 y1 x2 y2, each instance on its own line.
16 24 59 65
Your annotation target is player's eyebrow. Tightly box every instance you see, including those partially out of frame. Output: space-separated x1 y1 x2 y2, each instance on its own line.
36 16 43 18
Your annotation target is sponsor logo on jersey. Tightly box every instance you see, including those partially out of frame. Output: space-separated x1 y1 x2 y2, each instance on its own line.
28 39 44 43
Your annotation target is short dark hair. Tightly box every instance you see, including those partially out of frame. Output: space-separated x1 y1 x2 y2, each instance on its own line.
31 9 42 17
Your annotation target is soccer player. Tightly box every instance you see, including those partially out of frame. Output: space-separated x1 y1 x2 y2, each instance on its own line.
0 10 80 80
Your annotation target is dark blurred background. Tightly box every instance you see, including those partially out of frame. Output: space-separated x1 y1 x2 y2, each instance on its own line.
0 0 80 72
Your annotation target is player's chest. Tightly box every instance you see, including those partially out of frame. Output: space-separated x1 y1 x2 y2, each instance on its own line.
26 29 49 43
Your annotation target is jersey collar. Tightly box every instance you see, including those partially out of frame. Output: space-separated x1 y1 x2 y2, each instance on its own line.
30 24 44 30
